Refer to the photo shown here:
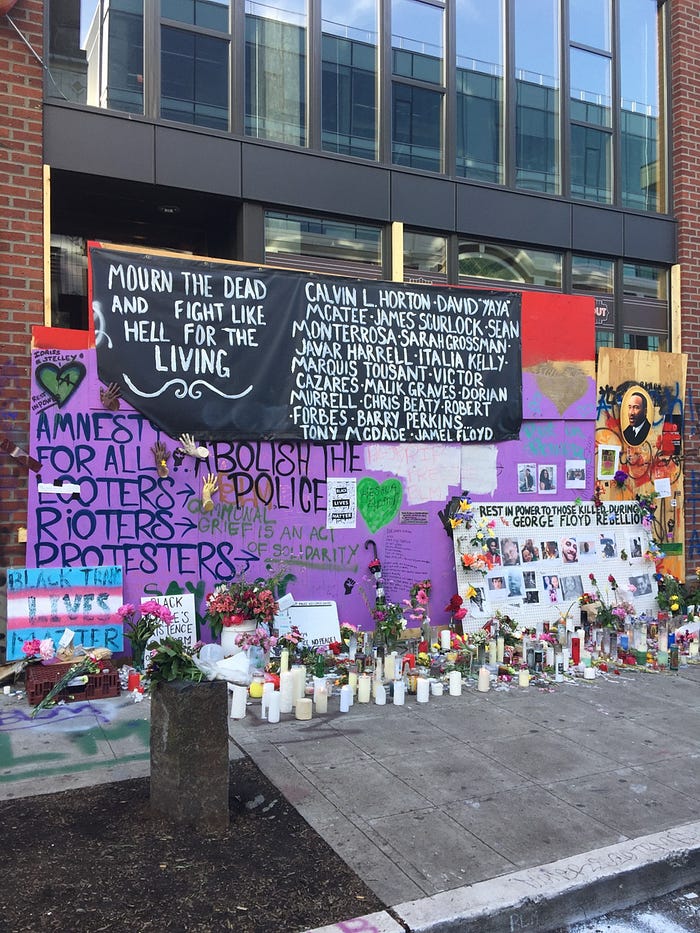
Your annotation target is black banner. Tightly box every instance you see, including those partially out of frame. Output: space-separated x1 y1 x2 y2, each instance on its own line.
90 246 522 443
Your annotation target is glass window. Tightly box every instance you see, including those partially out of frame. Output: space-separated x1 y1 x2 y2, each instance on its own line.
161 26 229 129
321 0 377 159
264 212 382 276
245 0 307 145
570 124 612 203
572 256 614 294
455 0 504 183
623 333 666 352
570 48 611 126
514 0 560 193
623 263 667 300
620 0 662 211
391 0 443 85
570 0 610 51
48 0 144 113
162 0 229 31
403 231 448 284
392 83 442 172
596 330 615 352
458 241 562 289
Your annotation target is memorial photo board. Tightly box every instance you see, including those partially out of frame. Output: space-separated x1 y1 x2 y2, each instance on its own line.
453 502 657 631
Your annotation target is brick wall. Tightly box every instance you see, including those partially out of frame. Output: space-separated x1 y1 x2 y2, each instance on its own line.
0 1 44 572
669 1 700 558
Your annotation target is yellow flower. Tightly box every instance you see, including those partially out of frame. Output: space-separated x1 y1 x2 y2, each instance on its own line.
476 532 483 539
465 585 477 600
449 517 463 529
459 499 472 512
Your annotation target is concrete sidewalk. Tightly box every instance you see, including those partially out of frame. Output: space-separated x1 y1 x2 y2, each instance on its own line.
2 664 700 932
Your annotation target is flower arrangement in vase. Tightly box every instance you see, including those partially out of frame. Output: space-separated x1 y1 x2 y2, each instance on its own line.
205 576 280 639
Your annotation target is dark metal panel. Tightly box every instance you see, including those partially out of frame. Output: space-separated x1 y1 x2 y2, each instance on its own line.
456 183 572 248
571 203 624 256
44 105 155 183
391 172 456 230
155 127 241 196
623 213 677 264
241 144 391 221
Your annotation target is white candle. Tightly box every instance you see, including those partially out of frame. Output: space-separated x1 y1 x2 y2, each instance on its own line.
431 681 444 696
489 640 498 665
385 653 396 681
546 645 555 668
416 677 430 703
279 671 295 713
375 658 383 682
497 636 504 663
291 665 306 705
230 684 247 719
562 648 571 672
690 641 699 658
449 671 462 696
315 688 328 714
393 680 405 705
357 674 371 703
267 690 281 723
295 697 313 721
440 629 451 651
477 666 490 692
339 684 351 712
261 682 275 719
348 671 358 696
375 684 386 705
518 669 530 688
280 648 289 674
583 666 596 680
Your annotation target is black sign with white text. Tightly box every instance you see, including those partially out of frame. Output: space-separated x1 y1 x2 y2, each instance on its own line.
90 246 522 442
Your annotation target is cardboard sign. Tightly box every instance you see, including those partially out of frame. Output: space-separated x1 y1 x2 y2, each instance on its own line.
6 565 123 660
278 600 341 648
142 593 197 648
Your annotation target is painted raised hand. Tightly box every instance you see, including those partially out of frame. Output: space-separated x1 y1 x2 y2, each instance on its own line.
99 382 121 411
151 441 171 479
202 473 219 513
178 433 210 460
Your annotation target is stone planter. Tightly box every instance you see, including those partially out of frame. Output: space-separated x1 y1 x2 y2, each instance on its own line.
150 678 229 833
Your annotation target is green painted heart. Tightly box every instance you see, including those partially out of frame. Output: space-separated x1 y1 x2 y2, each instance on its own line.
357 477 403 533
35 361 86 407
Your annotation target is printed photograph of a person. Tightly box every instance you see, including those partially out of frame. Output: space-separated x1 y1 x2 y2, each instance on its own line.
501 538 520 566
622 386 652 446
538 465 557 493
518 463 536 493
484 537 502 570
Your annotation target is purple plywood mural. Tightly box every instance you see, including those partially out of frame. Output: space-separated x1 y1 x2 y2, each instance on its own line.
22 257 597 650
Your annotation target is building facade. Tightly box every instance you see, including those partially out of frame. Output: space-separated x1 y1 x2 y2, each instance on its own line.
0 0 697 579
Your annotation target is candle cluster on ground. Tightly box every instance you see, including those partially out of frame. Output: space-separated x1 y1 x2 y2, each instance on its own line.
226 615 700 725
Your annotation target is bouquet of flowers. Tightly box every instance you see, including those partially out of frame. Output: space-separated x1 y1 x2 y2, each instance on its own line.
580 573 635 629
145 636 205 690
404 579 431 626
205 577 279 638
21 638 55 662
371 602 406 647
232 627 277 653
119 601 174 669
654 572 687 616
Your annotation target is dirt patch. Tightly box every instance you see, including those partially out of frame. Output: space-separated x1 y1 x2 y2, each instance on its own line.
0 757 385 932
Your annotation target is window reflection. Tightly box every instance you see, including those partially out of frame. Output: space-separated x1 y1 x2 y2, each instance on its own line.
514 0 559 192
321 0 377 159
620 0 662 211
455 0 503 183
245 0 307 144
264 212 382 276
570 0 610 51
161 27 229 129
162 0 229 30
403 231 447 284
458 241 562 289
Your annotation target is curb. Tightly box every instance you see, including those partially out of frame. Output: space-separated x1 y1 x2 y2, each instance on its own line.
304 821 700 933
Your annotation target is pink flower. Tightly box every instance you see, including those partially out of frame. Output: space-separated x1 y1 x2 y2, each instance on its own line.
21 638 41 658
415 589 429 605
117 604 136 619
39 638 55 660
454 608 467 622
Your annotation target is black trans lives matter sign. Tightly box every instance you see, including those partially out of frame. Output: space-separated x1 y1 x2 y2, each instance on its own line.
90 246 522 443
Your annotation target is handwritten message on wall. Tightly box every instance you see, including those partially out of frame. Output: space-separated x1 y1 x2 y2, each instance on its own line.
90 246 522 443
